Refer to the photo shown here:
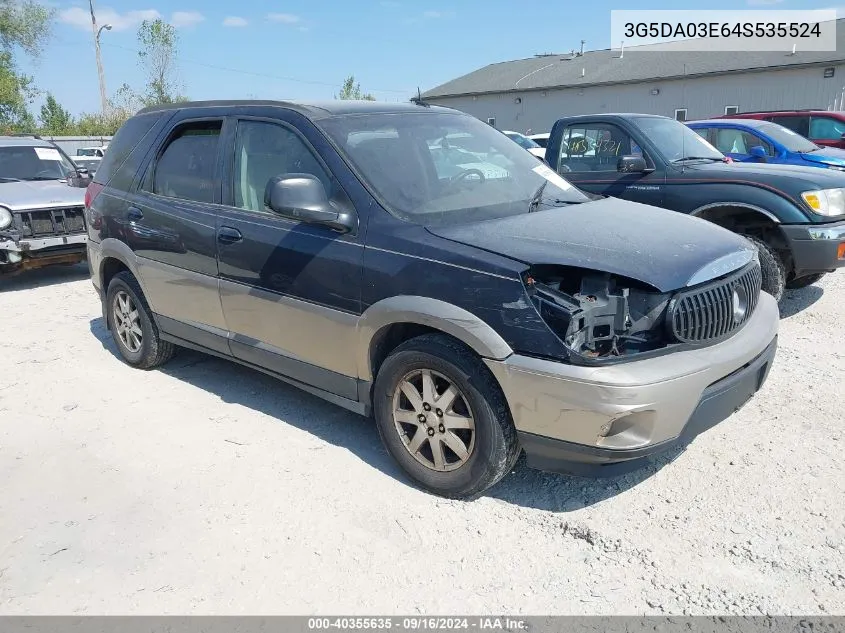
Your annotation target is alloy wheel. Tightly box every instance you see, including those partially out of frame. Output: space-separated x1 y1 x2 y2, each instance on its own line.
112 290 143 353
392 368 476 472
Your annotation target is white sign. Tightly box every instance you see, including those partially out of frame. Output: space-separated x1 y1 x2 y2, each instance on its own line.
34 147 62 161
533 163 572 191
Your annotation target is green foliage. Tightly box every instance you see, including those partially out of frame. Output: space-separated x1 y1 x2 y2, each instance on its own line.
336 75 375 101
38 93 72 134
137 19 186 107
0 0 53 133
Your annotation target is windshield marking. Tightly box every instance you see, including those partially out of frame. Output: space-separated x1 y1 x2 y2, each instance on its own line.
33 147 62 161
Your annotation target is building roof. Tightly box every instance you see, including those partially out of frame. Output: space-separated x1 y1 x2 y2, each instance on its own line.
422 19 845 99
138 99 455 119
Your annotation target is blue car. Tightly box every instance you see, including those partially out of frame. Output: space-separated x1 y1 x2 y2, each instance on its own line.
687 118 845 171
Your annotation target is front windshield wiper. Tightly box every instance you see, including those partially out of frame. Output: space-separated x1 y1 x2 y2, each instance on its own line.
23 176 64 181
671 156 725 163
528 180 574 213
800 147 822 153
0 177 22 182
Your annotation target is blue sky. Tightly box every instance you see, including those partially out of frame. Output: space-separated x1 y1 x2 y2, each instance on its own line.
20 0 845 116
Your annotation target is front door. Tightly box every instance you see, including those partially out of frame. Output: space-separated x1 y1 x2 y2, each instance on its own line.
124 115 229 354
549 121 664 208
709 127 775 163
215 115 364 400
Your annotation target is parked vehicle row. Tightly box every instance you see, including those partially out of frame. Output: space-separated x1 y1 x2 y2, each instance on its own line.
84 100 781 498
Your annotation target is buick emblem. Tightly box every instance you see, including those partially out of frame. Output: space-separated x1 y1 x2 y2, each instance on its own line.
731 284 749 324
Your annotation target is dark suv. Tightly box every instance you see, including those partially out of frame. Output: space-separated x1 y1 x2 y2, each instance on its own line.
86 101 779 498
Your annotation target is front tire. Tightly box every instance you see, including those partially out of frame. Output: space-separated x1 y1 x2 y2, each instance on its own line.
786 272 825 290
743 235 786 302
372 334 520 498
106 271 176 369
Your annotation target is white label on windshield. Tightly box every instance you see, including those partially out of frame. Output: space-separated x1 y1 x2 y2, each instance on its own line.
34 147 61 161
532 163 572 190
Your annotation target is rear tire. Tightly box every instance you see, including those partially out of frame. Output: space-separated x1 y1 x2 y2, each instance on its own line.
786 272 825 290
743 234 786 302
372 334 520 498
106 271 176 369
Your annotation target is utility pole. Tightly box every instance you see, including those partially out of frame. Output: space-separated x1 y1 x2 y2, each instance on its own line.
89 0 110 114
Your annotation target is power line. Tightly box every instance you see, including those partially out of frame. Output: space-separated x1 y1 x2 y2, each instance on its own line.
51 34 415 95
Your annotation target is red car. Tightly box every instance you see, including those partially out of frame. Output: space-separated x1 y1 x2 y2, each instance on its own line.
718 110 845 149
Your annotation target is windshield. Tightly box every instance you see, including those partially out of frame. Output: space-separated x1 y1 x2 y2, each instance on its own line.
0 145 78 181
634 116 724 162
756 121 819 152
319 112 589 225
505 132 541 150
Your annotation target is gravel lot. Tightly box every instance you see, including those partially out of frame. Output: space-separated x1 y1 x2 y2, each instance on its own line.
0 264 843 615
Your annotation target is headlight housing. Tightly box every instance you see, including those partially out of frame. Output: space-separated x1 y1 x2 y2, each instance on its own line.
801 188 845 216
0 206 11 230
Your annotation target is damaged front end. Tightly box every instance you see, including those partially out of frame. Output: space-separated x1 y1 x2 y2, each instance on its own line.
525 265 674 363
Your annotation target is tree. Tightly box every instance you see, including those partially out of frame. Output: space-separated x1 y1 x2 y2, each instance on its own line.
137 19 187 106
336 75 375 101
39 93 73 134
0 0 53 132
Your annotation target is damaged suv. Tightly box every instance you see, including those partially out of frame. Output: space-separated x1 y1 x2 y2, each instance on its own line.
86 101 779 498
0 136 89 275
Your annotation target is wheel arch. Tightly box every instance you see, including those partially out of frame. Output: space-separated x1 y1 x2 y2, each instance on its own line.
357 296 514 383
96 239 155 329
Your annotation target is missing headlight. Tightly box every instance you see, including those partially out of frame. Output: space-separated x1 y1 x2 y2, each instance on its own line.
526 265 672 359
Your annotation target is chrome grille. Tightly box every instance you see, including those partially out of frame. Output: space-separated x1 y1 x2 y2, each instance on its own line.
670 262 762 344
13 207 86 237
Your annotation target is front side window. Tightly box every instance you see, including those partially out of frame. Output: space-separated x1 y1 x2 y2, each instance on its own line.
809 116 845 140
318 112 588 225
711 128 772 155
233 120 331 213
556 123 642 173
151 121 222 203
0 144 78 182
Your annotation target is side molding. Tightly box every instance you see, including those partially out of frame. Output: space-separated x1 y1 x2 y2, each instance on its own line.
356 296 514 382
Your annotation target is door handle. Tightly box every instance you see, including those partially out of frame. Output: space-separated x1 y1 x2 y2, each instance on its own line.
127 207 143 221
218 226 243 244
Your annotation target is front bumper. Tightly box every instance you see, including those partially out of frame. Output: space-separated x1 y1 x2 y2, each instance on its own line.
484 292 779 477
781 219 845 278
0 232 87 253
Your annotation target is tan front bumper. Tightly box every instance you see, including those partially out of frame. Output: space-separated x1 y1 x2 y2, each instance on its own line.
485 292 779 455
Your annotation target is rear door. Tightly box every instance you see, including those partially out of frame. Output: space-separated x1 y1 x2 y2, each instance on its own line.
548 120 664 207
122 112 230 354
214 110 365 399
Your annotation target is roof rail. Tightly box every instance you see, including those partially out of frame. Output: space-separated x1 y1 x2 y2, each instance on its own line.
736 109 820 114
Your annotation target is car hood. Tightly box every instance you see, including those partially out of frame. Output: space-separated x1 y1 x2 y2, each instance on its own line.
426 197 756 293
799 147 845 167
685 159 845 188
0 179 86 212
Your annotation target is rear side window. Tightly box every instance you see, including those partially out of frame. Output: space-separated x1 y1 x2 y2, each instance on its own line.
94 113 161 188
150 121 222 203
769 115 809 137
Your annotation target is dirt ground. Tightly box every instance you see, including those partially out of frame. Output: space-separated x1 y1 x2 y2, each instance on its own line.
0 264 843 615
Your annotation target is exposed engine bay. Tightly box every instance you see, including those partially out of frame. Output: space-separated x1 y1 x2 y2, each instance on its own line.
525 265 673 360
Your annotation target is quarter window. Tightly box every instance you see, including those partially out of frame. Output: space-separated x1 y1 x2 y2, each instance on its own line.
233 120 331 213
151 121 222 203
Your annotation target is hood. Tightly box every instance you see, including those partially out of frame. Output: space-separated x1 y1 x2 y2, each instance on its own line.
0 180 86 212
683 159 845 189
799 147 845 168
426 198 755 293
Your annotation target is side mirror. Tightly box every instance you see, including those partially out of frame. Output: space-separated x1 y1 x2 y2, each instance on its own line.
265 173 354 233
617 155 648 173
749 146 768 161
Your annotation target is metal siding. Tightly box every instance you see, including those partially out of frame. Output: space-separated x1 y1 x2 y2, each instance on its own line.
430 65 845 133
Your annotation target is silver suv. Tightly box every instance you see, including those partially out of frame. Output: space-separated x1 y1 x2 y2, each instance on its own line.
0 135 88 275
